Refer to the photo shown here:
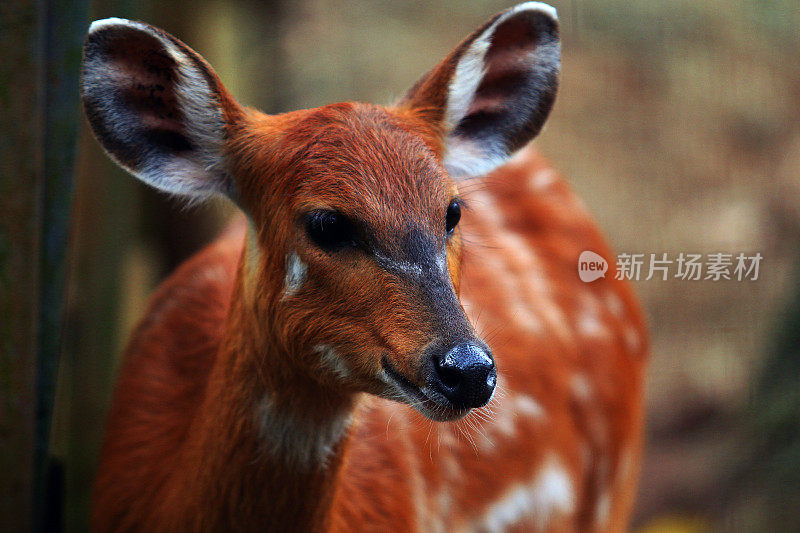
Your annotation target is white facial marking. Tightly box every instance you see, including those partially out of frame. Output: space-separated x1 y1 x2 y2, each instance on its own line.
255 394 352 468
378 368 393 386
436 252 448 274
374 251 424 277
478 455 574 532
314 344 351 381
283 252 307 296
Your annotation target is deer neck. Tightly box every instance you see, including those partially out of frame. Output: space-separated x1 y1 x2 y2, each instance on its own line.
176 227 357 531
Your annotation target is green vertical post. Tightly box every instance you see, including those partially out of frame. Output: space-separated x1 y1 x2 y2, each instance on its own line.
35 0 89 530
0 1 42 532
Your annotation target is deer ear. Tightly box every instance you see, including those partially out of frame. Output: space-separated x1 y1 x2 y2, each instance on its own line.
400 2 560 178
81 18 243 200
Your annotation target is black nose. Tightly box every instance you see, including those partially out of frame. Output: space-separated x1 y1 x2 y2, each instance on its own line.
431 343 496 409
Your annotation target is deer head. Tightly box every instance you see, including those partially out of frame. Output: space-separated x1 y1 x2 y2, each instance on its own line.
80 3 560 422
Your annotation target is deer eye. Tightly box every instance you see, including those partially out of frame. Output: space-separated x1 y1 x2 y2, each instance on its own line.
445 200 461 235
305 210 359 251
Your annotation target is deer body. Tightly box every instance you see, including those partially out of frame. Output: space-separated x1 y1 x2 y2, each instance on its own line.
83 4 647 532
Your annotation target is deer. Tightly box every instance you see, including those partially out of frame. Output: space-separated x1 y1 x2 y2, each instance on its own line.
81 3 648 531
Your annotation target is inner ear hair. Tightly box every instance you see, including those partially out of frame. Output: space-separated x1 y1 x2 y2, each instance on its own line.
81 18 242 200
399 3 561 179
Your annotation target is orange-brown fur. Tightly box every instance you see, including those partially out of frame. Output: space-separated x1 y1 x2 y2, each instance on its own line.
93 141 647 531
89 8 647 531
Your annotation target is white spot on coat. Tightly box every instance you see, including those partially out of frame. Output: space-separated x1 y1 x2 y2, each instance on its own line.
468 190 571 338
528 168 557 190
515 394 546 420
480 393 546 452
314 345 351 381
604 290 625 317
594 491 611 529
255 395 352 468
624 325 641 353
577 311 605 338
478 454 574 532
570 373 593 401
283 252 307 296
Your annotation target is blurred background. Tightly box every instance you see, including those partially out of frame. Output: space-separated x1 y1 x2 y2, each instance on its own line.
2 0 799 531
